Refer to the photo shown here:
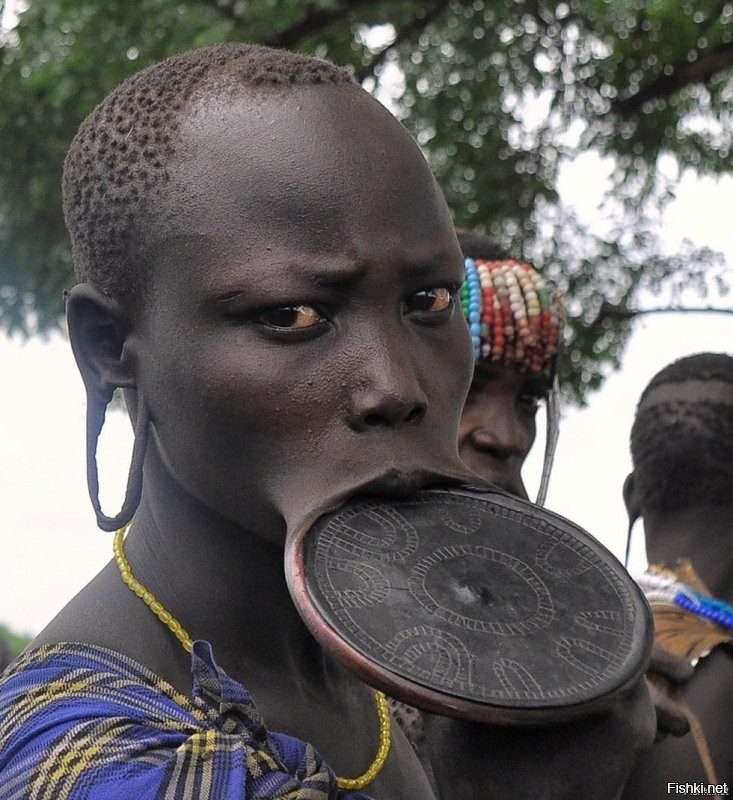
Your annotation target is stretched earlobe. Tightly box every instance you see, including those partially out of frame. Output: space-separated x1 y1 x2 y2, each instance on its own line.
66 283 146 530
622 472 641 569
622 472 641 526
87 390 148 531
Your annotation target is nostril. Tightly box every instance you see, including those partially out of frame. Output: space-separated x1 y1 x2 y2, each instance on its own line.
362 405 425 428
405 406 426 423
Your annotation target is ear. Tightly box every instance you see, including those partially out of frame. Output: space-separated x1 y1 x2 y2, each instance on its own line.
66 283 136 400
622 472 641 526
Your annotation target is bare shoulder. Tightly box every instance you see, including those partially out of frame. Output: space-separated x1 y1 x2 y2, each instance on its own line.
29 560 193 692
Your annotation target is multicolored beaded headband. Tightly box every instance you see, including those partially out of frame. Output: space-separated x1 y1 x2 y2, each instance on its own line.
461 258 563 372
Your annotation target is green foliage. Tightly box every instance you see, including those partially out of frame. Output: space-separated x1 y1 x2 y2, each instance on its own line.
0 621 32 659
0 0 731 402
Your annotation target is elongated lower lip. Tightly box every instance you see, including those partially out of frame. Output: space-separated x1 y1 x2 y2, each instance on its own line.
356 470 458 500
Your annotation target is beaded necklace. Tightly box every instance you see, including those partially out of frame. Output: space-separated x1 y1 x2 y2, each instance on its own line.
636 567 733 631
113 526 391 791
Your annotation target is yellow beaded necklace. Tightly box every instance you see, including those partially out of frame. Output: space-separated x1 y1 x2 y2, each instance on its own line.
113 526 391 791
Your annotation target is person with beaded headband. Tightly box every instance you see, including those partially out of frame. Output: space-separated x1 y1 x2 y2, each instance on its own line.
456 231 563 504
621 353 733 797
391 233 687 774
0 43 656 800
452 234 690 755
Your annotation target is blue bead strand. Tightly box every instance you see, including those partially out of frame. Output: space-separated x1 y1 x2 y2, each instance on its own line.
674 591 733 630
463 258 483 361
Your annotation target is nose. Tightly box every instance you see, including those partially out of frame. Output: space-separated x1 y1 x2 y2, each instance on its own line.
464 407 528 462
469 422 526 461
347 340 428 432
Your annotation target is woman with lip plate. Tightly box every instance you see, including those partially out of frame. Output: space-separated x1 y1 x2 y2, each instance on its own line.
0 43 655 800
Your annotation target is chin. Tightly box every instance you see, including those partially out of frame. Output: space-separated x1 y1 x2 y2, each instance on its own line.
460 457 526 499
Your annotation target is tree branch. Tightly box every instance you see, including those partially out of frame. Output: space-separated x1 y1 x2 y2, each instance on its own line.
196 0 384 49
263 0 382 49
611 41 733 117
197 0 244 28
355 0 453 83
697 0 729 39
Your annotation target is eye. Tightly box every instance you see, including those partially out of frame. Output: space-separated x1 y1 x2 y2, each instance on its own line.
257 305 326 330
517 373 551 413
404 287 454 314
518 393 544 413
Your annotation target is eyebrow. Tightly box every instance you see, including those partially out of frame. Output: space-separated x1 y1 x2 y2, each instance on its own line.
213 253 461 302
470 364 552 392
298 260 369 290
222 256 462 299
522 373 552 395
302 254 459 288
207 265 366 305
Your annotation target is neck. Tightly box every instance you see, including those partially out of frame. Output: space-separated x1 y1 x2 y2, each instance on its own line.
644 504 733 603
112 450 392 783
123 446 328 685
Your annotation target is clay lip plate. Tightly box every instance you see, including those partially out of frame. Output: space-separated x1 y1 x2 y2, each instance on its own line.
286 487 653 725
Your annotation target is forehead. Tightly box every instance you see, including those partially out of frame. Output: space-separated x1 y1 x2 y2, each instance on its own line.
144 83 458 285
470 360 551 393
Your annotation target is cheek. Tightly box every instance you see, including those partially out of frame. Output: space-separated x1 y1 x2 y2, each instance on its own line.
141 338 278 456
521 414 539 452
457 406 477 446
432 326 474 420
279 375 345 453
455 325 475 391
193 349 348 459
458 393 501 433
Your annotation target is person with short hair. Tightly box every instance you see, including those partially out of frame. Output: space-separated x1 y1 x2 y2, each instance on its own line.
0 43 655 799
622 352 733 796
